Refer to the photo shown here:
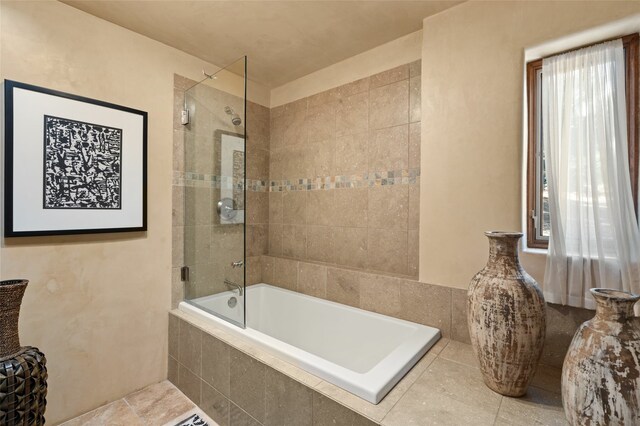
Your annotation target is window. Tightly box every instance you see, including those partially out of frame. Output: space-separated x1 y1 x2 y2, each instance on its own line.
526 33 640 249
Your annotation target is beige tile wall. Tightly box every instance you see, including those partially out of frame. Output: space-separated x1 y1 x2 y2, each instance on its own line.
172 75 269 308
245 100 270 285
268 61 421 278
261 255 453 337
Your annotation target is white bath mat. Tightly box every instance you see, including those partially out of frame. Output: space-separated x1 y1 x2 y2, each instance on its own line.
174 413 208 426
164 408 218 426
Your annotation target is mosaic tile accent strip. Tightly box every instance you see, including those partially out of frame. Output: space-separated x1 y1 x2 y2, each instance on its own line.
172 171 268 192
269 168 420 192
172 168 420 192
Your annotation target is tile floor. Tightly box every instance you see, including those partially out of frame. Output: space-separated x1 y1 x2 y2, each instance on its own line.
59 381 218 426
382 340 566 425
62 340 566 425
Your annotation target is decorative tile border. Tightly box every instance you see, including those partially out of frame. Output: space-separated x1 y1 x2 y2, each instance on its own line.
172 168 420 192
172 171 268 192
269 168 420 192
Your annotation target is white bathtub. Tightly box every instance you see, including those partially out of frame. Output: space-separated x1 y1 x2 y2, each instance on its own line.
179 283 440 404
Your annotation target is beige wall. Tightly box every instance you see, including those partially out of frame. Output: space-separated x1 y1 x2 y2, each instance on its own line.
0 1 270 423
271 30 422 107
419 1 640 289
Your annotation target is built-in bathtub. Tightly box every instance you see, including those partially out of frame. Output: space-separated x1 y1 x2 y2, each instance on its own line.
179 283 440 404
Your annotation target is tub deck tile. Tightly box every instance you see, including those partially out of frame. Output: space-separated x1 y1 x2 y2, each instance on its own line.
201 381 230 426
382 384 499 426
202 333 231 397
168 310 564 426
229 348 267 423
229 403 261 426
428 336 450 355
267 354 324 388
264 368 314 426
312 392 377 426
171 309 448 423
530 364 563 394
381 339 565 426
313 351 438 422
495 386 566 426
438 339 479 368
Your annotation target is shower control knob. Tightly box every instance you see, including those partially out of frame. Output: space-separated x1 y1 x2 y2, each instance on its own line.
231 260 244 268
217 198 237 220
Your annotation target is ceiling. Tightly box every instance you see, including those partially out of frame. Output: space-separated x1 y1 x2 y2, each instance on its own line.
62 0 463 88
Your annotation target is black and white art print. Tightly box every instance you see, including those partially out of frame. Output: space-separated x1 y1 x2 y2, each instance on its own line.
4 80 147 237
43 116 123 210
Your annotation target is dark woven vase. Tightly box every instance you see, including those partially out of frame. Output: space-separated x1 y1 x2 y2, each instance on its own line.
0 280 47 425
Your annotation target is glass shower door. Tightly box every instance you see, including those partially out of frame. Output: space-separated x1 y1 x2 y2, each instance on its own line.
182 56 247 327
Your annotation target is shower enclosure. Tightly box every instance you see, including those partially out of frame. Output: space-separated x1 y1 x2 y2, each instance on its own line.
182 56 247 327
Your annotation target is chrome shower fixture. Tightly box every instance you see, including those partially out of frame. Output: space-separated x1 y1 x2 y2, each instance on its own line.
225 106 242 126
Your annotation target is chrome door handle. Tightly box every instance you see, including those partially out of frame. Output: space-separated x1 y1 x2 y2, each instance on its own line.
231 260 244 268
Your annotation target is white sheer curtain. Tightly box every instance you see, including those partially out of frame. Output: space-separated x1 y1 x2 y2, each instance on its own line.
542 39 640 309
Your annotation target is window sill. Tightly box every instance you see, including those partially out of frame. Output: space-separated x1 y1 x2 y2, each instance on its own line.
523 246 548 255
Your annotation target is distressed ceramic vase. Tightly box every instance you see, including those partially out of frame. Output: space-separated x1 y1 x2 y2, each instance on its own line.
0 279 47 425
467 231 546 397
562 288 640 426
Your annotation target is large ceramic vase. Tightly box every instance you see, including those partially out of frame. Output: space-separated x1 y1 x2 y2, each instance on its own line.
562 288 640 425
467 231 546 397
0 280 47 425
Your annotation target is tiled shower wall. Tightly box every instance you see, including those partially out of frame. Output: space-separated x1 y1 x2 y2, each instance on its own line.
244 100 270 285
172 75 269 307
268 61 421 278
172 62 422 307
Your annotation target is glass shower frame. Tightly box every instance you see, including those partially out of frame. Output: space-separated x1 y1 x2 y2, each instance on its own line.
181 56 247 328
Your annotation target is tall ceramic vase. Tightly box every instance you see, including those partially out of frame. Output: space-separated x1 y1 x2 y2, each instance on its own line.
0 280 47 425
467 231 546 397
562 288 640 425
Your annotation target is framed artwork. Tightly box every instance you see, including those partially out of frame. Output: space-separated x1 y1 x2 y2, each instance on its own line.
4 80 147 237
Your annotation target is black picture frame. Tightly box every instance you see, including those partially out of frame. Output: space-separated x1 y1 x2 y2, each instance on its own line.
4 80 148 237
